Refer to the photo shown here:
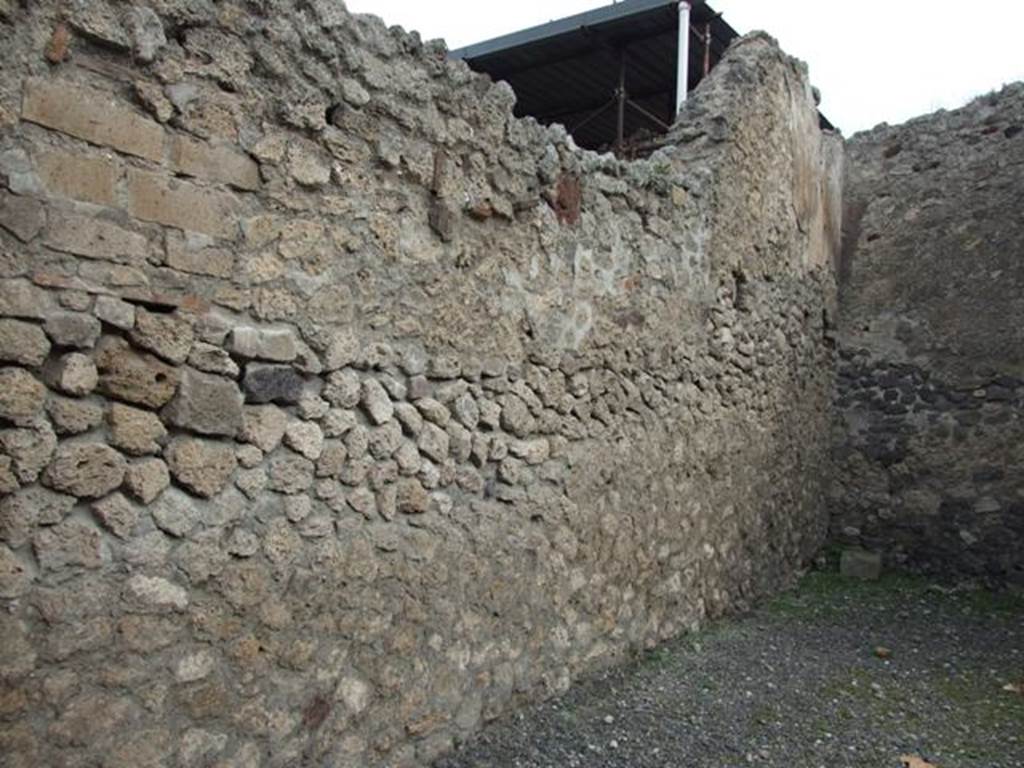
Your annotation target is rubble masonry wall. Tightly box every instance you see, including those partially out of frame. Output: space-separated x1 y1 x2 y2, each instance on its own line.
0 2 841 765
833 84 1024 585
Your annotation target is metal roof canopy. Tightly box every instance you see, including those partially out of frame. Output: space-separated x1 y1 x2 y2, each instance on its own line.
450 0 740 153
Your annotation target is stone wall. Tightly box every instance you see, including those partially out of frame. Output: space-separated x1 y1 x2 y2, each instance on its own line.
0 2 841 766
832 84 1024 585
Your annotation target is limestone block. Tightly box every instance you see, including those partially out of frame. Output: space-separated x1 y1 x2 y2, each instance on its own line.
166 231 236 278
33 519 105 571
368 421 402 460
162 368 244 438
368 460 398 491
470 434 490 468
92 492 140 540
122 531 171 570
124 5 166 62
43 311 102 349
418 459 441 490
344 424 368 460
0 278 56 320
125 574 189 612
396 478 429 514
297 394 329 420
435 380 469 404
489 437 509 462
347 487 376 519
151 487 200 537
236 445 263 469
394 402 424 436
94 336 181 409
288 146 331 187
298 513 333 539
340 78 370 107
131 308 194 365
123 458 170 505
456 466 485 494
509 438 551 465
498 457 526 485
453 393 480 430
284 421 324 461
46 396 105 435
284 496 312 523
447 422 472 463
174 537 228 585
323 408 358 438
165 438 237 498
394 441 421 476
499 393 535 437
0 368 45 425
110 403 167 456
22 78 165 162
407 375 431 400
338 458 371 487
416 397 449 427
94 296 136 331
428 354 461 380
0 486 74 548
241 405 288 452
0 192 45 243
44 353 98 396
324 370 361 408
171 134 259 191
229 327 297 362
315 440 347 478
262 517 301 568
42 443 126 499
361 379 394 425
0 423 57 485
0 319 50 366
226 528 260 557
235 468 267 499
176 650 216 684
35 150 118 207
267 453 314 494
417 422 450 463
43 211 147 266
187 342 240 378
126 168 239 240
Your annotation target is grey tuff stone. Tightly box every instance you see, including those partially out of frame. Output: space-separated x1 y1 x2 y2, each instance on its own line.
44 311 102 349
243 364 305 404
162 367 245 438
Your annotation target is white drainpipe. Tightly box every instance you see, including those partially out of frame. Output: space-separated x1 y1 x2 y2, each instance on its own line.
676 1 691 117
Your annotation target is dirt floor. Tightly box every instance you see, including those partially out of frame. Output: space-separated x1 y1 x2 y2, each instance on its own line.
437 570 1024 768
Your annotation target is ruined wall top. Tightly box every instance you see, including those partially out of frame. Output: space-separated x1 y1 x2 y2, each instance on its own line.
840 82 1024 382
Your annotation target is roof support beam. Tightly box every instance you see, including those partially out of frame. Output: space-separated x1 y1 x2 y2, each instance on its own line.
616 51 627 151
530 85 674 123
676 1 691 117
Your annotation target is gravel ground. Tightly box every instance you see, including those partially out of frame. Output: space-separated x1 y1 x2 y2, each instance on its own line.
437 571 1024 768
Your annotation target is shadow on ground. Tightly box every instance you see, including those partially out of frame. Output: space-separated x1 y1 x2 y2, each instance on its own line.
437 570 1024 768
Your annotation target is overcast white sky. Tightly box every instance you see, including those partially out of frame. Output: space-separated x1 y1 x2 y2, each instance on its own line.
345 0 1024 135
